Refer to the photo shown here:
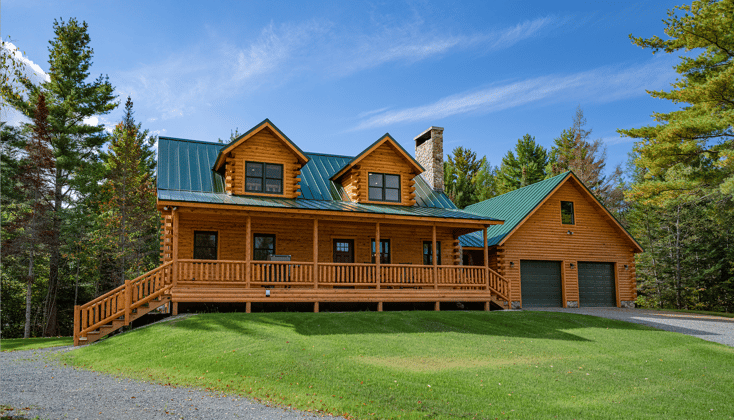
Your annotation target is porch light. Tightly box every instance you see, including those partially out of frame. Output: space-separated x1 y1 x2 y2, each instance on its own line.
567 230 573 235
266 290 271 297
624 264 629 270
510 262 514 268
570 263 575 269
163 206 169 211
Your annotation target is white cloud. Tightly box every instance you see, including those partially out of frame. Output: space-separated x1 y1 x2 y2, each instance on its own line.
339 16 559 75
0 42 49 126
352 56 678 131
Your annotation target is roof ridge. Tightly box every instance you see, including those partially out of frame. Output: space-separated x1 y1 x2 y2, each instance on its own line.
305 151 354 159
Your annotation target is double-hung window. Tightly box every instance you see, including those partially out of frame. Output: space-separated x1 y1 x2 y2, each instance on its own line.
368 173 400 202
423 241 441 265
245 162 283 194
194 231 218 260
253 234 276 261
561 201 575 225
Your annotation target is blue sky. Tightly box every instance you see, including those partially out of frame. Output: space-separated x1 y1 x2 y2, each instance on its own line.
3 0 682 175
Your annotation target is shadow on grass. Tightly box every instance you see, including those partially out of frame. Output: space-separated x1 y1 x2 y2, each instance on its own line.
164 310 650 343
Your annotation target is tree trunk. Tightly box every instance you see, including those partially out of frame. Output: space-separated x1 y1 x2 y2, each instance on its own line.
43 173 63 337
675 204 682 309
25 250 35 339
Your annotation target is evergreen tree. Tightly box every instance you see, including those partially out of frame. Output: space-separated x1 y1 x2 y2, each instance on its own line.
444 147 482 209
99 97 158 285
1 18 117 335
496 134 548 193
473 158 499 203
547 106 624 211
618 0 734 205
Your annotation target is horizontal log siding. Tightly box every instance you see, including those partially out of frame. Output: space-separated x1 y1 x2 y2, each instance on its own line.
342 143 417 206
227 127 300 198
499 179 637 306
178 214 457 265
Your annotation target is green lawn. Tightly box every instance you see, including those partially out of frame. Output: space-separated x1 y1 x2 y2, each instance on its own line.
61 311 734 419
1 337 73 352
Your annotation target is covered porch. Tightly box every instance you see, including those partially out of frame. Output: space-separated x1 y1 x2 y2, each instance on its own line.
161 206 509 312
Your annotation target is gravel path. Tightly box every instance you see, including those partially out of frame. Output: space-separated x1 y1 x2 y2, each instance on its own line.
525 307 734 347
1 346 342 420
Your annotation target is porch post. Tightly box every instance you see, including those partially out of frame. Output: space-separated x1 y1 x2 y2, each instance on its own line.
313 218 319 289
172 208 179 287
245 216 251 290
375 222 381 290
484 226 490 311
432 225 438 290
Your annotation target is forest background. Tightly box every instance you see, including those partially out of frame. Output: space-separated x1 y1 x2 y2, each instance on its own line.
1 0 732 338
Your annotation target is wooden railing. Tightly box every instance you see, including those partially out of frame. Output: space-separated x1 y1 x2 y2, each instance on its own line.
73 261 174 345
174 260 509 299
319 263 377 286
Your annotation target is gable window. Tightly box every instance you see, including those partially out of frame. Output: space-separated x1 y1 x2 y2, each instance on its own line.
423 241 441 265
194 231 218 260
245 162 283 194
368 173 400 202
561 201 575 225
371 239 391 264
253 234 276 260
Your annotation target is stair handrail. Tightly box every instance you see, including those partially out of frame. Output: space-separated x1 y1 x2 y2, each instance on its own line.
486 267 509 302
74 261 174 345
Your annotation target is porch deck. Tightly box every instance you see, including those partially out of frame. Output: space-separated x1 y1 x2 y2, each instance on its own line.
73 260 509 345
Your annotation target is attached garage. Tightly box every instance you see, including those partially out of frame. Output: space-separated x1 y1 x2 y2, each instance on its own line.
520 260 562 307
578 262 617 307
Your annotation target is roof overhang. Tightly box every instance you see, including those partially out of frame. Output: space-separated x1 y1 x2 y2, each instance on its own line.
330 133 424 181
213 119 309 172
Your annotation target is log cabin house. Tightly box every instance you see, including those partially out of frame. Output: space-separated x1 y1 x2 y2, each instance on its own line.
460 172 643 309
73 119 511 345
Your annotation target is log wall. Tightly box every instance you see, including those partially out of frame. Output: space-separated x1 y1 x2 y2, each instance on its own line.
497 178 637 307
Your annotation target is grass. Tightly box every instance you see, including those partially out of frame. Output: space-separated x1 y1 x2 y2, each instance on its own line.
0 337 73 352
60 311 734 420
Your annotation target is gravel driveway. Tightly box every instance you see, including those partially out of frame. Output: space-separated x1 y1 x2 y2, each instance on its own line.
1 346 343 420
525 307 734 347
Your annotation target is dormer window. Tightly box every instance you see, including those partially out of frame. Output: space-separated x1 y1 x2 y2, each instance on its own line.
245 162 283 194
368 173 400 202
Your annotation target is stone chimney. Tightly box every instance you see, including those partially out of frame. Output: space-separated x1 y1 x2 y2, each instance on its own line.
414 126 444 192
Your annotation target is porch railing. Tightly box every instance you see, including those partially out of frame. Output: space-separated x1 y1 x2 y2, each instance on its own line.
174 260 509 300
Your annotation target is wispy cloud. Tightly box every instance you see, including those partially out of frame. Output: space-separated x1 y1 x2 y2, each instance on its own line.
113 14 563 123
1 42 49 125
351 56 678 131
340 16 560 75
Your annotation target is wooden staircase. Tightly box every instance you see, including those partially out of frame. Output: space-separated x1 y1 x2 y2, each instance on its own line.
74 262 174 346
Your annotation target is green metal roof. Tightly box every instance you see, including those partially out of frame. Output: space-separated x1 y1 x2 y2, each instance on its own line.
157 134 469 219
158 190 493 220
460 172 570 247
157 137 225 193
330 133 425 181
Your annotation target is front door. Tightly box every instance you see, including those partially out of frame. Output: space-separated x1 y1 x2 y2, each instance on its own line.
333 239 354 263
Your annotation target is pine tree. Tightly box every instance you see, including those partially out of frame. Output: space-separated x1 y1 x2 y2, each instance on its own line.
547 107 624 211
444 147 483 209
99 97 158 285
496 134 548 193
618 0 734 205
2 19 117 335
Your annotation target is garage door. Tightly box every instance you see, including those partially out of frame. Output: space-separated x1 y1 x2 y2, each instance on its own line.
578 262 616 307
521 260 562 307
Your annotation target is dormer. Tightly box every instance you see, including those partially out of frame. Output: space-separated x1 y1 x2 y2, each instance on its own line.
213 119 309 199
331 134 424 206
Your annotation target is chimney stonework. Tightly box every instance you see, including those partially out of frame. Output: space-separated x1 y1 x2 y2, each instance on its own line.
414 126 444 192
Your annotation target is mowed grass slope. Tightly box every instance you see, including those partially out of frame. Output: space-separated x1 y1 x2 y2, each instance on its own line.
61 312 734 419
1 337 73 352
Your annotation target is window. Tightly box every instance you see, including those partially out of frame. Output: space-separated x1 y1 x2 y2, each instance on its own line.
371 239 391 263
245 162 283 194
423 241 441 265
561 201 575 224
253 234 276 260
194 231 218 260
368 173 400 202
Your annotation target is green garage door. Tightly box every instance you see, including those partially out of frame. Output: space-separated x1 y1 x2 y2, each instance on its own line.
578 262 616 307
520 260 562 307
